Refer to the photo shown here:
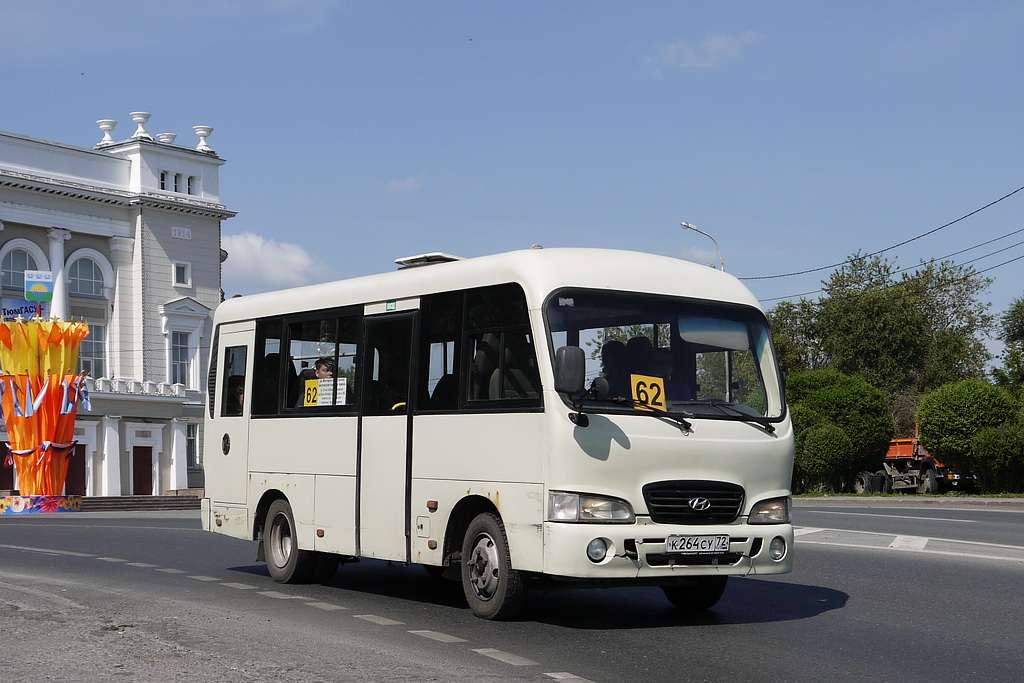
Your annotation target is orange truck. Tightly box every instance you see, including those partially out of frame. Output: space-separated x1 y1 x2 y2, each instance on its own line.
854 433 973 494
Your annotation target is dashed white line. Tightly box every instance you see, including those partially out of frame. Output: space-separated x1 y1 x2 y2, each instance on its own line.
126 562 157 568
545 674 597 682
409 630 467 643
187 575 221 581
156 568 186 574
472 648 539 666
305 602 348 611
97 557 127 562
354 614 404 626
220 582 258 590
257 591 307 599
890 535 928 550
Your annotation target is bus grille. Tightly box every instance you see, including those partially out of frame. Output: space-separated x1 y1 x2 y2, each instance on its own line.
642 481 744 524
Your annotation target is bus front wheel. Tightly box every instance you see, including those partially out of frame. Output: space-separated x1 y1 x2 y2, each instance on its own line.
264 499 316 583
663 576 728 610
461 512 526 620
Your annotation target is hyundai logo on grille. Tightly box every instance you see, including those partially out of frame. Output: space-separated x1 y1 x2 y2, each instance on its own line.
688 497 712 512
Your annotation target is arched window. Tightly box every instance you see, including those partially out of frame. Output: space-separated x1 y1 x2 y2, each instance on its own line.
2 248 38 290
68 257 104 296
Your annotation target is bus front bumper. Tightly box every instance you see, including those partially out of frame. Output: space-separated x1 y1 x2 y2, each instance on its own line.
541 518 793 582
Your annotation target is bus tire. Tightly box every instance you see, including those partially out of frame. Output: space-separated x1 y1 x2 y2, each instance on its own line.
663 575 728 610
461 512 526 620
264 499 315 583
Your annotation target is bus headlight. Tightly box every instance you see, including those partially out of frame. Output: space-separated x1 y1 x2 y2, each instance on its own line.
548 492 635 523
748 497 790 524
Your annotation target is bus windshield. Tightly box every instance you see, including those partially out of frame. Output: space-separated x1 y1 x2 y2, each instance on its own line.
546 288 784 421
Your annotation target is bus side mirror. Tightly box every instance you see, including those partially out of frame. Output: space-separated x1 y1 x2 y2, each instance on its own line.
554 346 586 395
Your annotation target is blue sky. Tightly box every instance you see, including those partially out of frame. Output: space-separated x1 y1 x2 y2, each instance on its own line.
3 1 1023 345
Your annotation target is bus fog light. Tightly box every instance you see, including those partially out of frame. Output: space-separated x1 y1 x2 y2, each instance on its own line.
769 536 787 561
586 538 609 563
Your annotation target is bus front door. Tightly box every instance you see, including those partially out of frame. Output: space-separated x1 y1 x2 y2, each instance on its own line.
358 314 414 561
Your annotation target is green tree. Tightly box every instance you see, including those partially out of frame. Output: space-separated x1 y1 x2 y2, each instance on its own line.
787 368 893 489
972 420 1024 493
917 380 1016 484
992 296 1024 394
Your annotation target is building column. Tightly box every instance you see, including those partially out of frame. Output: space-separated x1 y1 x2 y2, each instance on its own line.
169 418 188 492
101 415 122 495
47 228 72 320
108 236 135 379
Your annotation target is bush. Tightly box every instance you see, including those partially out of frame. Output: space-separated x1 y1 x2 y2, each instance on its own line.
917 380 1016 480
787 369 893 477
972 421 1024 493
797 424 854 492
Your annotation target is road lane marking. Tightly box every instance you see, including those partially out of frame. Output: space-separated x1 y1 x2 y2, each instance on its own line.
409 630 467 643
890 535 928 550
258 591 307 599
545 674 597 682
305 602 348 611
220 582 258 589
126 562 157 568
472 648 539 666
0 544 95 558
97 557 127 562
803 510 975 523
354 614 404 626
156 568 186 574
187 575 221 581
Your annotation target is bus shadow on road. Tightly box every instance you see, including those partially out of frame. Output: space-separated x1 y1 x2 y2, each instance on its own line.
228 560 846 628
530 578 848 629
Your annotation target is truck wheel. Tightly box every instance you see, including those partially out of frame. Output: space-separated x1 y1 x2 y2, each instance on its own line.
264 499 316 583
875 470 893 494
663 576 729 610
853 471 873 494
918 469 939 495
461 512 527 620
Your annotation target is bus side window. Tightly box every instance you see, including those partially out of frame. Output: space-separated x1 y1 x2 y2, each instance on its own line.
420 291 463 411
220 345 248 417
252 320 284 415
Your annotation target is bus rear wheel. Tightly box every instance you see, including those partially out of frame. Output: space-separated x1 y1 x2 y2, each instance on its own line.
663 576 729 610
264 499 316 583
461 512 526 620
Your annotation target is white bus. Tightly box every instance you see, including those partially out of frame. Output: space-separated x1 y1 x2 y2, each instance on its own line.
202 247 793 620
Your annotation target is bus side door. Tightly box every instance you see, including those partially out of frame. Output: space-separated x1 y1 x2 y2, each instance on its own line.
205 325 253 507
358 313 415 561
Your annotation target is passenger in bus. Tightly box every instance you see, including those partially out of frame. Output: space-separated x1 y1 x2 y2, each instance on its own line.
650 348 692 401
626 335 654 375
600 340 629 398
314 357 335 379
225 375 245 415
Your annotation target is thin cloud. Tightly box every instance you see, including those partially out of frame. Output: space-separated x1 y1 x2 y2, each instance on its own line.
386 175 426 192
222 231 332 295
652 31 761 72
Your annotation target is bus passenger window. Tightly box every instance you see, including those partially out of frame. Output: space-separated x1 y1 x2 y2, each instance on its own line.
220 345 248 417
468 331 540 402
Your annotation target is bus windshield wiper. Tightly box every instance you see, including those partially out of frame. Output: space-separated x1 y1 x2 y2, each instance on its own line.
692 399 775 433
569 378 691 429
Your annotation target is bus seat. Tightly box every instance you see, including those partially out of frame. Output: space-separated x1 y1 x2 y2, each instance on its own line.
431 373 459 410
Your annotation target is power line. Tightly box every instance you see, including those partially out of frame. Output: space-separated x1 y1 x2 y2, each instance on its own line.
741 184 1024 281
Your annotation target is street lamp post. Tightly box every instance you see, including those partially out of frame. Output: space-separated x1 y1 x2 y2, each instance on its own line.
680 221 725 271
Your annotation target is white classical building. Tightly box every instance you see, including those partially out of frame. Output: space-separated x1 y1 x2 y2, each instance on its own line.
0 113 235 496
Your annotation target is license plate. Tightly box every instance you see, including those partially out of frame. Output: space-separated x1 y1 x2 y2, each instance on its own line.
665 534 730 555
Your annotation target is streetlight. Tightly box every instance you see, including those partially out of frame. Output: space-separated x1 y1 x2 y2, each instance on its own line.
680 221 725 271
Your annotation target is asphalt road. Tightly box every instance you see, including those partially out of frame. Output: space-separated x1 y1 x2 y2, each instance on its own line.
1 499 1021 682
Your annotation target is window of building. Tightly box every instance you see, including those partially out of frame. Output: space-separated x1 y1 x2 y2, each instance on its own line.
186 423 199 468
160 171 169 191
187 176 197 195
68 257 104 296
174 173 182 193
2 248 38 291
173 262 192 288
79 324 106 378
171 331 191 386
